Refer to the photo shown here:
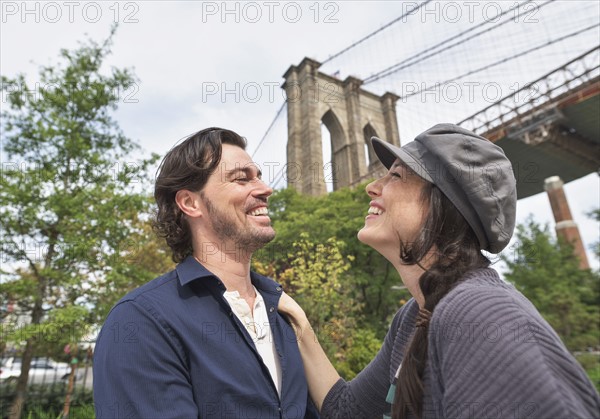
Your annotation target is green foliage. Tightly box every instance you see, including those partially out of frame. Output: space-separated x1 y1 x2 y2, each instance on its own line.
65 403 96 419
575 353 600 392
254 186 407 334
21 402 95 419
2 306 91 357
0 27 160 320
502 216 600 352
271 235 355 370
265 234 382 379
587 208 600 260
0 28 164 416
0 383 93 419
335 328 383 380
86 208 175 322
279 235 354 326
252 185 411 377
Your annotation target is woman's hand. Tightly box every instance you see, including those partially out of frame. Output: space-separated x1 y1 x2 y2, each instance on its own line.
278 291 309 337
278 292 340 410
278 291 303 317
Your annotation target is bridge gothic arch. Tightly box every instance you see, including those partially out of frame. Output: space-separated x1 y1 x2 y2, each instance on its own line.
363 122 379 173
282 57 400 195
321 109 345 190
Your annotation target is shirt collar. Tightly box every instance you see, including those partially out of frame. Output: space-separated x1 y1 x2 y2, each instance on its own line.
176 255 218 286
176 255 283 296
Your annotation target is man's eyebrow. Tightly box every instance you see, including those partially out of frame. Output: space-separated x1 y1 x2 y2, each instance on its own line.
225 166 262 178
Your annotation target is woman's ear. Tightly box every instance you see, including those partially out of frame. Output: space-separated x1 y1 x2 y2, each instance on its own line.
175 189 203 218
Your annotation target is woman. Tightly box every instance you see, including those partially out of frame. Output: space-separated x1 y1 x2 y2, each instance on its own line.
279 123 600 419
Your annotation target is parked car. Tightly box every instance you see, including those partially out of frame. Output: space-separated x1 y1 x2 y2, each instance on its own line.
0 357 81 385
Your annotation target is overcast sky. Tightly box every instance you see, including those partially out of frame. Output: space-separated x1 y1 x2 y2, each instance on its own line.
1 0 598 271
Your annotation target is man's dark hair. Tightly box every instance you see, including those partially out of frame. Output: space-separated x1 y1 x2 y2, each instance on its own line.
153 128 247 263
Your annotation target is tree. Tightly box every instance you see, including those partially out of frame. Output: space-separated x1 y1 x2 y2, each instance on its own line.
0 27 158 418
255 234 382 379
501 216 600 351
252 185 412 377
587 208 600 260
88 210 175 322
254 186 409 335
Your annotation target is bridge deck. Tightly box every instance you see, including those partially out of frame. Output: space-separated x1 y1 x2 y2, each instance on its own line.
489 79 599 199
459 48 600 199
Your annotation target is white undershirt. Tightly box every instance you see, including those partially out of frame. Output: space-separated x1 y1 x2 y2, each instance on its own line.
223 286 282 397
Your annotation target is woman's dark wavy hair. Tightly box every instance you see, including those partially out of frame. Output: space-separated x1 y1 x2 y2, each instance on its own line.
153 128 247 263
392 176 491 419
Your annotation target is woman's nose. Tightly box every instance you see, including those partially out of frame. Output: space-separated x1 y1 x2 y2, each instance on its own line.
366 177 383 197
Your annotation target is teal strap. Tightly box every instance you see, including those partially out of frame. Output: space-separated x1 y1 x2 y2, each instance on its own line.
383 383 396 419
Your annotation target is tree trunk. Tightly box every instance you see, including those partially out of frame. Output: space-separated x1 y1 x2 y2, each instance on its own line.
9 291 45 419
62 362 77 419
8 338 35 419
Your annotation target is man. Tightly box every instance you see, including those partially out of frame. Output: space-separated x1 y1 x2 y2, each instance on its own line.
93 128 318 418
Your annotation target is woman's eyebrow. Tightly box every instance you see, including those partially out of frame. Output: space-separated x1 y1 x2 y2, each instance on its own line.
391 160 403 169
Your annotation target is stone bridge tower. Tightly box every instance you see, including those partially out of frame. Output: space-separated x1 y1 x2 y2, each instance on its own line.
282 57 400 195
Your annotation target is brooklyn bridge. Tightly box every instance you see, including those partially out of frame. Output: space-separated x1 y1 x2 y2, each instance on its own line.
250 0 599 267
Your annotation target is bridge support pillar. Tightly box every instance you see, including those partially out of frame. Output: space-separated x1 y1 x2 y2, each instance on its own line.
544 176 590 270
282 57 400 195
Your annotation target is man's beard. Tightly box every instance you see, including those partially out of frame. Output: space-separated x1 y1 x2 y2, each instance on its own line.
201 192 275 253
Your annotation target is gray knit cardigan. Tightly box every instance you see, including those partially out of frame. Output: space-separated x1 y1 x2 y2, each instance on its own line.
321 268 600 419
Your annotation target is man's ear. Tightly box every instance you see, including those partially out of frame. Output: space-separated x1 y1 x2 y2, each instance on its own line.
175 189 203 218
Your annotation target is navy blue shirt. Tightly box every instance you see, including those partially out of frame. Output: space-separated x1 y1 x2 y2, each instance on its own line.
93 256 318 418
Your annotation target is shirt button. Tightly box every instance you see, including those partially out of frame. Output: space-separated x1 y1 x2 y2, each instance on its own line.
269 307 275 313
276 286 282 292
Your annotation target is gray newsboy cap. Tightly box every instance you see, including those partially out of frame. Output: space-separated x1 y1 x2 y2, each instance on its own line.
371 123 517 254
